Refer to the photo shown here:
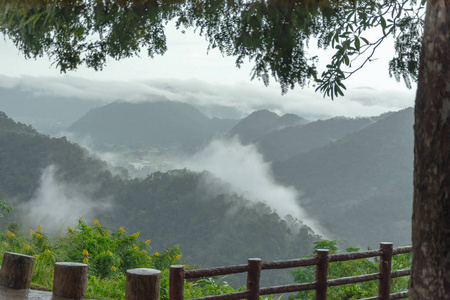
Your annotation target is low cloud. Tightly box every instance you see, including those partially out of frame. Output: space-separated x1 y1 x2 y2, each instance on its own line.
21 165 112 234
0 75 414 120
179 137 328 237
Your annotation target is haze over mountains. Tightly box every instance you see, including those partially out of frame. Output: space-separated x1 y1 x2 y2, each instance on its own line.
0 91 414 271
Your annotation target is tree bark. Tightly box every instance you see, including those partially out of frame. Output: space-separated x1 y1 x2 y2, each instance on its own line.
410 0 450 299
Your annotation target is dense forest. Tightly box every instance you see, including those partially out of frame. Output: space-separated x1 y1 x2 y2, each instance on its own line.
0 111 319 286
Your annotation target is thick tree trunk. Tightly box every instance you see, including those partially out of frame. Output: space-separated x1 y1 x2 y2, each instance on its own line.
410 0 450 299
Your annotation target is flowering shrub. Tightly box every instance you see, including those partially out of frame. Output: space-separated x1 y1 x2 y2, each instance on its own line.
0 218 186 299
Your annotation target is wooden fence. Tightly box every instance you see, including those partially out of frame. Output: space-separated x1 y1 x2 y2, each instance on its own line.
0 242 412 300
169 242 412 300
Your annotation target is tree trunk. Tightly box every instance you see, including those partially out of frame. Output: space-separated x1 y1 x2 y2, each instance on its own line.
410 0 450 299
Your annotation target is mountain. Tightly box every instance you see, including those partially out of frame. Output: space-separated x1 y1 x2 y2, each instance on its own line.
0 112 319 283
272 107 414 248
257 116 377 162
227 110 308 143
67 100 238 152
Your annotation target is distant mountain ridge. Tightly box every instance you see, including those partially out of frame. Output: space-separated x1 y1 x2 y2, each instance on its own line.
227 109 308 143
67 100 238 151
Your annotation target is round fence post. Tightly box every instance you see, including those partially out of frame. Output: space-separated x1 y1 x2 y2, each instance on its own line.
126 268 161 300
315 249 329 300
378 242 393 300
247 258 262 300
0 252 35 289
53 262 87 299
170 265 185 300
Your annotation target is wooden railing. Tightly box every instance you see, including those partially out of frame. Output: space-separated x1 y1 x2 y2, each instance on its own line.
169 242 412 300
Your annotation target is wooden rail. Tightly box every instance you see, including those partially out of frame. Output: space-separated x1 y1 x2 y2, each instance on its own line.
169 242 412 300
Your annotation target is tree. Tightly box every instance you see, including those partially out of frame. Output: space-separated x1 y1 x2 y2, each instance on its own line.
0 0 448 298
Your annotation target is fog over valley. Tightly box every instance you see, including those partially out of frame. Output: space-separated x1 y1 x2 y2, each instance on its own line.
0 76 414 285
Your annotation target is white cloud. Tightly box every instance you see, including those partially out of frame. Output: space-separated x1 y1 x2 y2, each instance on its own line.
21 165 112 234
179 137 329 237
0 75 414 120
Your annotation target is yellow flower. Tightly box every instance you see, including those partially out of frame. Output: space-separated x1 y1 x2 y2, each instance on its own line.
6 231 15 238
35 233 42 239
94 219 99 226
145 239 151 245
83 257 89 264
141 249 148 254
111 266 116 271
57 232 63 238
2 242 9 247
37 225 43 233
134 246 139 251
175 254 182 260
68 227 73 232
131 231 140 238
183 264 187 269
33 254 40 259
118 227 124 233
82 249 89 256
29 229 34 236
154 252 159 256
104 230 109 236
25 244 32 250
106 250 113 256
44 249 51 255
187 282 193 286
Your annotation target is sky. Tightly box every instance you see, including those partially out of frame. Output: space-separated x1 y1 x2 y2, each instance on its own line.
0 22 416 120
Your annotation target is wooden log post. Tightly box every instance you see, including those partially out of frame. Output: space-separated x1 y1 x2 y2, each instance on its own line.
378 242 393 300
169 265 185 300
246 258 262 300
315 249 329 300
0 252 35 289
53 262 87 299
126 268 161 300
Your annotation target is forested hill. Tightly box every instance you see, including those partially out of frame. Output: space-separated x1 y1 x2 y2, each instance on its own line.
0 112 319 276
227 109 308 143
272 107 414 248
67 100 238 152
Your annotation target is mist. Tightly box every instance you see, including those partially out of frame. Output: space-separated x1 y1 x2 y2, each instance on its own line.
180 137 328 237
21 165 112 234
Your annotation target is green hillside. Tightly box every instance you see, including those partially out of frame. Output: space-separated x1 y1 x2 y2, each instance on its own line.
257 116 376 162
0 112 319 281
272 108 414 247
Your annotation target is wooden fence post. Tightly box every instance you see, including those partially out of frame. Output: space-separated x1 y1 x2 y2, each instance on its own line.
247 258 262 300
0 252 35 289
170 265 185 300
315 249 329 300
53 262 87 299
378 242 393 300
126 268 161 300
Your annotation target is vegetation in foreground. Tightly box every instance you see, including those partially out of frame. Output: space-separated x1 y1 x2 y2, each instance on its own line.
0 216 411 300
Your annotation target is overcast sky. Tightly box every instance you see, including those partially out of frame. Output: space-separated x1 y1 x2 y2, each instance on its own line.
0 23 416 119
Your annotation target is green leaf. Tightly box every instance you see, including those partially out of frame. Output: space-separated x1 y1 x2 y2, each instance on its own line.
354 36 360 51
344 55 350 66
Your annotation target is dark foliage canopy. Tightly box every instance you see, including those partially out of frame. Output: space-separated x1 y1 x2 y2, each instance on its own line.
0 0 425 97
